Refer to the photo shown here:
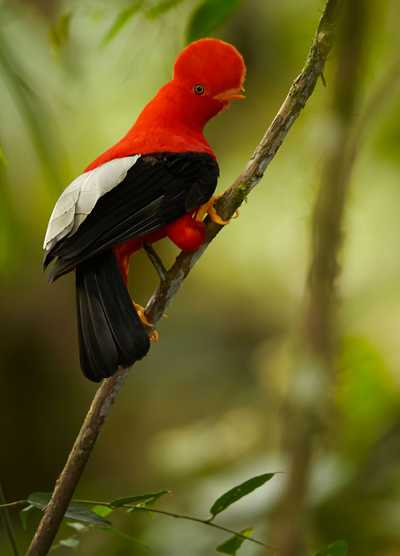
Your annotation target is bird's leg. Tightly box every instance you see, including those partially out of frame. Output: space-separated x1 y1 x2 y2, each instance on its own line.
143 242 168 282
115 245 160 342
195 195 240 225
134 303 159 343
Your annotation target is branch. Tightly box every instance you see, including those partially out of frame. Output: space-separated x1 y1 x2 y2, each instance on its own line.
145 0 339 322
26 2 340 554
133 506 269 549
26 370 128 556
1 497 270 551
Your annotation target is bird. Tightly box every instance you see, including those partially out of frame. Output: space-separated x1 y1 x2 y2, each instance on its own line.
43 38 246 382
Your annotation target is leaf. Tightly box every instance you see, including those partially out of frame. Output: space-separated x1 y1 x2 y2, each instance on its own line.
209 473 275 518
49 12 72 51
19 504 35 530
92 505 113 518
186 0 242 43
314 541 348 556
111 490 170 508
59 537 80 549
27 493 111 527
102 1 144 46
216 528 254 555
146 0 186 19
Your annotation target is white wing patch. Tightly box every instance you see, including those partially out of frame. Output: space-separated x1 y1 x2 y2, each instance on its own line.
43 155 140 252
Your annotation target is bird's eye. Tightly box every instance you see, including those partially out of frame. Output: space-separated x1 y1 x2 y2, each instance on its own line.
193 84 205 96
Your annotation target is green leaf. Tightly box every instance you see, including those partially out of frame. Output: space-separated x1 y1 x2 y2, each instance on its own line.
19 504 35 530
27 493 111 527
314 541 348 556
146 0 186 19
216 528 254 555
209 473 275 518
186 0 241 43
59 537 80 549
111 490 170 508
102 1 144 46
49 12 72 52
92 505 113 518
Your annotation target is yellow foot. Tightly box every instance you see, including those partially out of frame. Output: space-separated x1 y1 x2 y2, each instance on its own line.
195 195 239 225
195 195 228 225
134 303 159 343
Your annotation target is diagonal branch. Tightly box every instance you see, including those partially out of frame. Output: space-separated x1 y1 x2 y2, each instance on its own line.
26 2 340 554
145 0 339 322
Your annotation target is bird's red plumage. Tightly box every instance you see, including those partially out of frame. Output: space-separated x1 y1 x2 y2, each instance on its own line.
86 38 245 171
85 38 246 280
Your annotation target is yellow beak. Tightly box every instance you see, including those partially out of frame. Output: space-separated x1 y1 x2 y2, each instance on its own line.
213 87 246 102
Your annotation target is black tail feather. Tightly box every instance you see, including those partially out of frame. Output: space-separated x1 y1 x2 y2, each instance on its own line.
75 251 150 382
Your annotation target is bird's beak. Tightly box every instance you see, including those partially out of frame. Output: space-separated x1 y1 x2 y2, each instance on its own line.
213 87 246 102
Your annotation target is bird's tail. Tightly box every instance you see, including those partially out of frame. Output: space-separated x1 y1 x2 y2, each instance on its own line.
75 250 150 382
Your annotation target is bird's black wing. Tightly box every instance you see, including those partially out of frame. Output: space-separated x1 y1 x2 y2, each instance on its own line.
45 152 219 281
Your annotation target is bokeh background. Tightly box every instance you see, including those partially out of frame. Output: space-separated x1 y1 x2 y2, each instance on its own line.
1 0 400 554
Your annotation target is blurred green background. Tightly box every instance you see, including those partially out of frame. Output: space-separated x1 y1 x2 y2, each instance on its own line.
1 0 400 554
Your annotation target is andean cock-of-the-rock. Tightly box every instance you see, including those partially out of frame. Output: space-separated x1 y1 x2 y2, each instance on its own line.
43 38 246 382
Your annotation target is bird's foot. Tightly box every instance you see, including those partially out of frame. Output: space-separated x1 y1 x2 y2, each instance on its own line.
195 195 239 225
134 303 159 343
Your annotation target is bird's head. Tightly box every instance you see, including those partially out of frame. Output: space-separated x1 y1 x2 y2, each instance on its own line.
170 38 246 127
128 38 246 153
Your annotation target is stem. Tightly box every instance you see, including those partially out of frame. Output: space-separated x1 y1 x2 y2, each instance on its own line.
0 481 20 556
71 500 269 548
26 1 340 554
0 501 27 510
133 507 268 548
43 498 269 549
1 497 270 551
0 499 272 548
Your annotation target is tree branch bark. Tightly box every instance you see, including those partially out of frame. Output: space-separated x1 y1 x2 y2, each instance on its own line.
26 2 340 554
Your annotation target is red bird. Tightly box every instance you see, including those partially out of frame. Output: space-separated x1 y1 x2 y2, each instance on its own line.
43 38 246 382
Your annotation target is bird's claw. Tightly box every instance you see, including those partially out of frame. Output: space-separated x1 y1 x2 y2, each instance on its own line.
195 195 239 225
134 303 159 343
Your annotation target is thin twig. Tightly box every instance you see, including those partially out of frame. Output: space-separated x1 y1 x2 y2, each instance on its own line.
0 481 20 556
63 500 269 548
0 497 268 550
133 507 268 548
0 501 27 510
26 2 340 554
